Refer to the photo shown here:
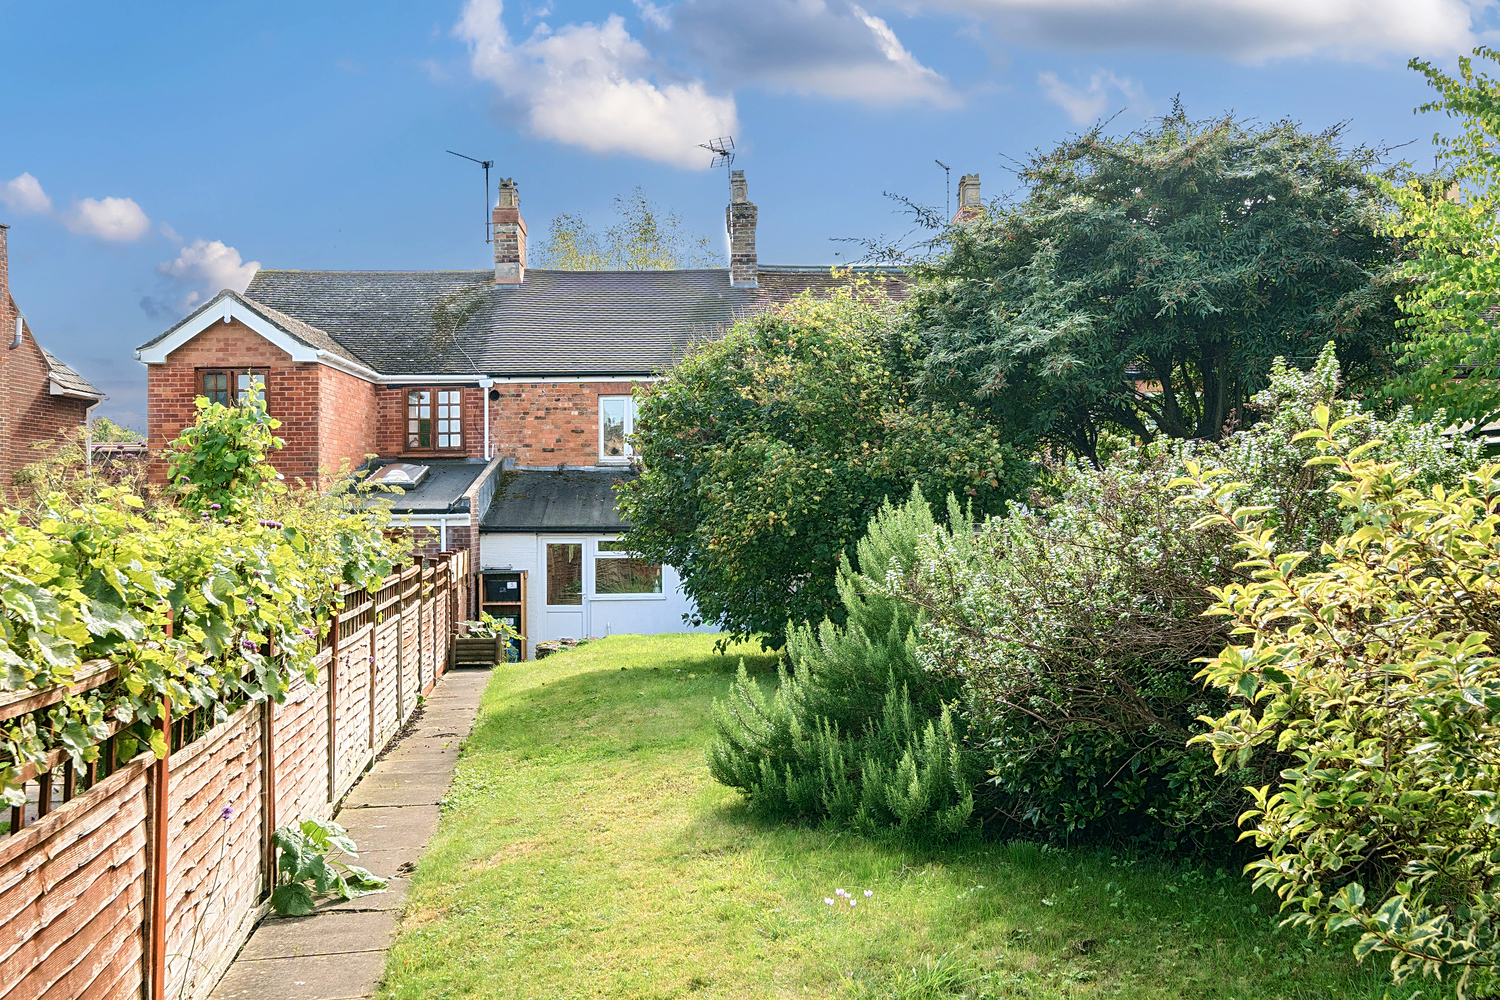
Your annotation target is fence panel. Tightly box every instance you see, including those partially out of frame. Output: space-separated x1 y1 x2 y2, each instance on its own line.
0 549 471 1000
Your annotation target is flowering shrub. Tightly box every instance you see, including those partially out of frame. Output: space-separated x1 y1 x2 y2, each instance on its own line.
1181 411 1500 996
0 395 400 805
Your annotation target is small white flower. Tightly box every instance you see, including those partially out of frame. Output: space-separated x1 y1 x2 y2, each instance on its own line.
864 889 872 897
824 897 835 906
849 899 857 908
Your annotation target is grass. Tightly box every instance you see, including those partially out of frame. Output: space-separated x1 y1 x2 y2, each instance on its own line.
378 634 1444 1000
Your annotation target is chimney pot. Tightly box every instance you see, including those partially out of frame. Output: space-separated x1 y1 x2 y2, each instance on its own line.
725 169 757 288
493 178 526 284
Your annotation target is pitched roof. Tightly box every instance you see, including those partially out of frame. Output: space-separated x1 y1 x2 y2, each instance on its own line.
228 266 904 377
479 469 633 533
40 348 103 399
135 290 369 371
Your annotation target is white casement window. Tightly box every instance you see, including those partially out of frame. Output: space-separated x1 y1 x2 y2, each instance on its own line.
599 395 635 464
593 539 663 595
407 388 463 451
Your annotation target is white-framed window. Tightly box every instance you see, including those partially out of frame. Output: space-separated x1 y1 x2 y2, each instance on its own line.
593 538 662 596
599 395 635 464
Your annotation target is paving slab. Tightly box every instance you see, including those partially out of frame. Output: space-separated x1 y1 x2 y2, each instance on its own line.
239 911 396 960
208 666 490 1000
210 951 388 1000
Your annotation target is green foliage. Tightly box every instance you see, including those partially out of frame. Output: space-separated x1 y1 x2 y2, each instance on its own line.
912 344 1479 849
531 187 718 270
1385 47 1500 428
89 416 142 443
907 103 1406 464
461 612 524 662
619 283 1027 647
707 487 976 837
163 383 284 514
0 401 400 805
271 817 386 915
1182 410 1500 997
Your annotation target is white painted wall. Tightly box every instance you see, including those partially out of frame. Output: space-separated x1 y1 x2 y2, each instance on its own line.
479 532 713 657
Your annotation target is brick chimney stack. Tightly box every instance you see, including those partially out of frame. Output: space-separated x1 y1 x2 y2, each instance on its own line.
725 169 757 288
953 174 981 223
493 178 526 285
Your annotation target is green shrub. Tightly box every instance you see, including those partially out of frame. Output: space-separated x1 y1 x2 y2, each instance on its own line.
707 487 976 836
1183 412 1500 997
619 283 1026 648
912 344 1480 849
163 382 284 514
0 396 400 805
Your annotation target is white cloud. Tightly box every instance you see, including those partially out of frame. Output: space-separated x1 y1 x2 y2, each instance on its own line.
457 0 737 168
0 173 52 214
923 0 1478 61
671 0 958 107
633 0 672 30
158 239 259 296
61 196 151 242
1038 69 1146 123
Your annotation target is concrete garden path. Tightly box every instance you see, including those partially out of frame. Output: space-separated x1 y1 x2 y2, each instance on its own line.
209 666 491 1000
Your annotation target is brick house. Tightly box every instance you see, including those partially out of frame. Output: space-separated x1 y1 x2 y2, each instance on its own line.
135 172 901 654
0 222 105 486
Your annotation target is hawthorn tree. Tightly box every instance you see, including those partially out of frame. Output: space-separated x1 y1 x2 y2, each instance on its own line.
617 283 1025 647
907 104 1408 465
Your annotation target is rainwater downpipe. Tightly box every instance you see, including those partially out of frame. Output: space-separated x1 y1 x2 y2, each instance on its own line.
12 314 22 349
479 376 495 459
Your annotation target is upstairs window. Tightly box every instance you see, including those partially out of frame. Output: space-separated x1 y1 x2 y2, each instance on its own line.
599 395 635 463
200 369 267 407
407 388 463 451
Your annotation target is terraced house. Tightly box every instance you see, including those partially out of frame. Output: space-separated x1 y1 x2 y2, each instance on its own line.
135 172 896 656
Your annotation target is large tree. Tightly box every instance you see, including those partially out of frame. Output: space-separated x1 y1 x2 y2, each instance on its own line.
906 104 1407 464
617 283 1025 648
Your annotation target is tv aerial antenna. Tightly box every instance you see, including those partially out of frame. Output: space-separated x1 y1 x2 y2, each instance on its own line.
448 149 495 243
935 159 951 220
700 136 736 185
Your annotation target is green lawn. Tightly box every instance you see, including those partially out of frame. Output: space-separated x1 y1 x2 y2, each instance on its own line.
378 634 1440 1000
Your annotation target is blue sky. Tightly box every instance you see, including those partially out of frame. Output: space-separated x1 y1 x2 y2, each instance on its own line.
0 0 1493 429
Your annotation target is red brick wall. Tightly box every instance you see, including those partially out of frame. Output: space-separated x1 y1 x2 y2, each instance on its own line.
318 364 379 478
145 319 378 485
0 319 92 484
487 380 647 466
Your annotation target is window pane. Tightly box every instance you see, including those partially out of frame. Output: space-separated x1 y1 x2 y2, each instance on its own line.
202 371 229 406
407 389 432 449
236 372 265 402
600 398 626 459
436 389 462 449
597 540 636 553
594 557 662 595
546 544 583 605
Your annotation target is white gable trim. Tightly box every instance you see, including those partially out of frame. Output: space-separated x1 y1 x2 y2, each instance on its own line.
133 293 380 383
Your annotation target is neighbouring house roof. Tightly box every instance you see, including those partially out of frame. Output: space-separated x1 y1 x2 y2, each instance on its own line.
134 290 373 375
40 347 104 400
208 266 904 378
479 469 633 533
365 458 492 515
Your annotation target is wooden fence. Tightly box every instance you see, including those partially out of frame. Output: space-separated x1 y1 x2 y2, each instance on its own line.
0 550 471 1000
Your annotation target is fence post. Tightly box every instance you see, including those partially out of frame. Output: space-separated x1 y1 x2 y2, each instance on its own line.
261 696 276 897
328 607 340 805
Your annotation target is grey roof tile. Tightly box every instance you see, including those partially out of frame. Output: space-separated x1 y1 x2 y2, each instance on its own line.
39 347 103 398
228 266 905 377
